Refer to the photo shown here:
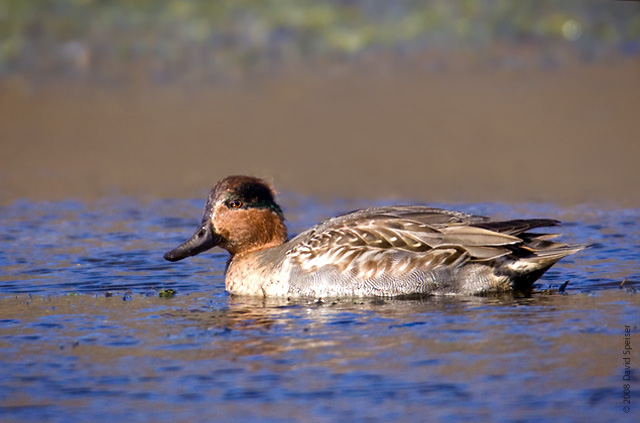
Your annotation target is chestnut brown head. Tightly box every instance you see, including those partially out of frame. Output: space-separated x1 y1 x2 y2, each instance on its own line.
164 176 287 261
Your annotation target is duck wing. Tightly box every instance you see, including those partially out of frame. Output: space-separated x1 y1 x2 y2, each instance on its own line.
332 205 489 226
287 206 524 279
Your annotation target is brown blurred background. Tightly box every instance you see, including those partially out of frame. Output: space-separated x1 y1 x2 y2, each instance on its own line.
1 1 639 206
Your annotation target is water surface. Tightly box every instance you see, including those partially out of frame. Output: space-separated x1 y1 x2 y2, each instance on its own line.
0 196 638 422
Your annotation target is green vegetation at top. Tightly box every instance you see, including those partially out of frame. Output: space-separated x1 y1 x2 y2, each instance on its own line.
0 0 638 82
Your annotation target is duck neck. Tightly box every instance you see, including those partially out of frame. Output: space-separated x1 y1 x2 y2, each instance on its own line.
227 212 288 258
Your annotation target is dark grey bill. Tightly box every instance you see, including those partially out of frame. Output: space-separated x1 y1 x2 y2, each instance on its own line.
164 221 221 262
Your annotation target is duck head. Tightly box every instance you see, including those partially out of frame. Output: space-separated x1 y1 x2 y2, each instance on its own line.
164 175 287 261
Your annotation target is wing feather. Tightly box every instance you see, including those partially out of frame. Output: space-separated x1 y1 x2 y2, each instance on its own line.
287 206 521 278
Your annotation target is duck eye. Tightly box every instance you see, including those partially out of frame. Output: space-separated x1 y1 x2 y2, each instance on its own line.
229 200 242 209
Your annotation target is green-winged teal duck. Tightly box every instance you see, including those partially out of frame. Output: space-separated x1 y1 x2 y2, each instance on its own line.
164 175 585 297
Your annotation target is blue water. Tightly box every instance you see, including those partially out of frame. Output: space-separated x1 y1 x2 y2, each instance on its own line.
0 196 638 422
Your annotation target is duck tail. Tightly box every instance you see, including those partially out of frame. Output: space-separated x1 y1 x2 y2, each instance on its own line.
508 243 589 291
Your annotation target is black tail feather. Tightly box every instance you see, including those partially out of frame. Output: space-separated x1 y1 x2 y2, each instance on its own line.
475 219 560 236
